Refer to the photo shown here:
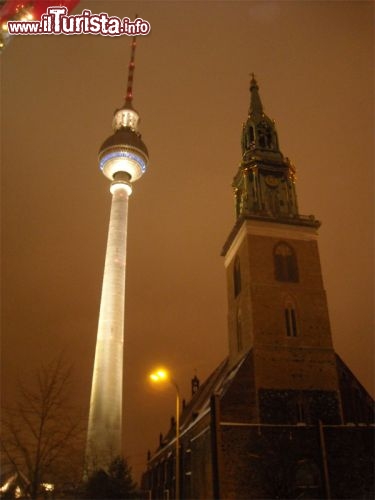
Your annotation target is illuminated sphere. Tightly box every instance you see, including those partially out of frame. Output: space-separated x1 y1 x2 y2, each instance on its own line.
98 126 148 182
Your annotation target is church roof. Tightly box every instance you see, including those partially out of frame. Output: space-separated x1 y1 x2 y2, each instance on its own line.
153 349 374 457
156 353 250 451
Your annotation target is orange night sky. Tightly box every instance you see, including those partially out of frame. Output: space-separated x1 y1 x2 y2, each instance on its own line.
1 0 373 481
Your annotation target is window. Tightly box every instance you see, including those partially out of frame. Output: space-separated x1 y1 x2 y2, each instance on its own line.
233 255 241 297
285 307 298 337
236 309 243 352
284 296 298 337
257 121 274 149
249 125 254 143
274 242 299 282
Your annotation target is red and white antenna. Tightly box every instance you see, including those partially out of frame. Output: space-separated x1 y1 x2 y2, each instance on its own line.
124 35 137 106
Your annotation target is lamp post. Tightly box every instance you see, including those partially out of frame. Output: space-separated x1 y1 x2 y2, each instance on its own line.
149 369 180 500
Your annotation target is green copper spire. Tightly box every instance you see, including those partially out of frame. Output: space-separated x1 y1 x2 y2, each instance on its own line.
233 77 319 228
241 75 281 161
249 73 264 117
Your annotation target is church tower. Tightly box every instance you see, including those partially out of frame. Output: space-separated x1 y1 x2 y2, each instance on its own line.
85 39 148 472
222 76 342 424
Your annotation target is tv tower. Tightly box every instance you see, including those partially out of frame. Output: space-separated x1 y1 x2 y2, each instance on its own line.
85 38 148 472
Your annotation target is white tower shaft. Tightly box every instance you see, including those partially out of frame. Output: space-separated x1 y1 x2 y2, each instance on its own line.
86 182 131 471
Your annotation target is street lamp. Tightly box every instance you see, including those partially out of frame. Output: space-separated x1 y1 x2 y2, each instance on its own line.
149 368 180 500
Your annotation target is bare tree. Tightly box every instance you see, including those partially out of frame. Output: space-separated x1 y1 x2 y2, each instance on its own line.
1 356 85 499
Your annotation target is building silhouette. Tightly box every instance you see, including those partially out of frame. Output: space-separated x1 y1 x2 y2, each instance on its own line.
142 77 374 499
85 39 149 473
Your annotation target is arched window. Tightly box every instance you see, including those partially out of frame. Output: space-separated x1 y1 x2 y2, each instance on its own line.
284 296 298 337
274 242 299 282
249 125 254 143
285 308 298 337
233 256 241 297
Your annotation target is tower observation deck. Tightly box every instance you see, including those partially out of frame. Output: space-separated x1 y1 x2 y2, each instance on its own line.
85 38 148 473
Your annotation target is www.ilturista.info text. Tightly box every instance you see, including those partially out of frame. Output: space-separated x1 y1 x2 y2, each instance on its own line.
7 7 151 36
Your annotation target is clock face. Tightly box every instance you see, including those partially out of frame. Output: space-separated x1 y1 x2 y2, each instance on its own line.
265 175 280 187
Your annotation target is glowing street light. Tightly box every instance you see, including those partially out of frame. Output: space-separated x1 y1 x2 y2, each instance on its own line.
149 367 181 500
149 368 169 383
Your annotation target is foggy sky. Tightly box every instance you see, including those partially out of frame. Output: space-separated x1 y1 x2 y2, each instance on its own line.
1 0 374 481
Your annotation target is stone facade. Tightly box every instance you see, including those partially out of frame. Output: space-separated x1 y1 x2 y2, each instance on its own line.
142 355 374 499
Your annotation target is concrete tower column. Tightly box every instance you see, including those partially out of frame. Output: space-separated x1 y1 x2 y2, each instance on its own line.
86 181 131 470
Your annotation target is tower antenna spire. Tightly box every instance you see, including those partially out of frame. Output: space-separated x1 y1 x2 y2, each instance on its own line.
124 33 137 107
